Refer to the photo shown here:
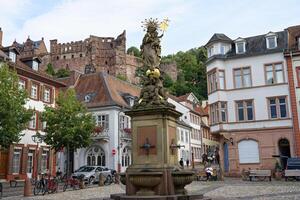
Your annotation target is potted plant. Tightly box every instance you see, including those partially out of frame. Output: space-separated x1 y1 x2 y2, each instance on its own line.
123 128 132 134
94 126 103 134
274 161 283 180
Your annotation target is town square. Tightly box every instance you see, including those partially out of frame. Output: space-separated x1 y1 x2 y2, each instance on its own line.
0 0 300 199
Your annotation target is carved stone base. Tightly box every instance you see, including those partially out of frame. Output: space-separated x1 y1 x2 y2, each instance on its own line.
108 193 210 200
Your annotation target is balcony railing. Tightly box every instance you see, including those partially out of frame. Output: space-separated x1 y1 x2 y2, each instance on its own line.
91 129 110 141
120 129 132 141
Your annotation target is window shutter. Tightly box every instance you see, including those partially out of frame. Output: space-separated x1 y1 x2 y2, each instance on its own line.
21 147 28 174
238 140 259 163
50 87 54 104
40 85 44 101
37 112 43 131
27 80 32 96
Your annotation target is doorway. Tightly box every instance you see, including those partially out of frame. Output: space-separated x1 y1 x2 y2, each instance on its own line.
278 139 291 169
223 143 229 173
27 150 34 178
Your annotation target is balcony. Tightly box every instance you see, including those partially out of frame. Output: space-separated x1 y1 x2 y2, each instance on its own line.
91 128 110 142
120 128 132 141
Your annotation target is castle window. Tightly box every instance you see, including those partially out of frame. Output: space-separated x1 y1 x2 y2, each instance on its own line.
105 61 108 65
63 56 66 59
65 47 67 52
56 56 59 60
80 54 82 57
71 55 74 58
107 70 110 74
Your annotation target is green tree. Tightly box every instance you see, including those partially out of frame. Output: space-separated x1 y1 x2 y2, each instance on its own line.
127 46 141 57
0 63 32 148
45 63 55 76
42 89 96 175
55 68 70 78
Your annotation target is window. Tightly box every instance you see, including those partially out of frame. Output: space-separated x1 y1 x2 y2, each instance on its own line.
181 130 184 141
220 45 226 55
265 63 284 84
32 61 39 71
208 46 214 57
121 147 131 167
41 150 49 172
44 87 51 102
29 113 37 129
268 96 288 119
31 83 38 99
266 36 277 49
9 51 16 63
210 101 227 124
19 79 26 90
236 100 254 121
219 70 225 89
120 115 129 129
96 115 109 129
185 131 189 143
12 148 22 174
238 140 259 163
234 67 251 88
236 42 245 54
208 70 225 93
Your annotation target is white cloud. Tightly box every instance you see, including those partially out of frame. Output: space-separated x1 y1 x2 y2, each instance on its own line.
3 0 192 54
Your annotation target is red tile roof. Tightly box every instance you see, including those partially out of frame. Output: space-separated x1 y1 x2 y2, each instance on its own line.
75 72 140 108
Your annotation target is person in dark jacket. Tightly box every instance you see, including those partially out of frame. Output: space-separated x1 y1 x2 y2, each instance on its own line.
179 158 184 168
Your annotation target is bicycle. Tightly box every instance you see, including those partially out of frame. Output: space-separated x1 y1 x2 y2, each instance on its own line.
104 172 117 186
63 176 81 192
33 174 59 195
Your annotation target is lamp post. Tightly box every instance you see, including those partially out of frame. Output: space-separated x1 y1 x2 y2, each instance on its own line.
31 132 45 178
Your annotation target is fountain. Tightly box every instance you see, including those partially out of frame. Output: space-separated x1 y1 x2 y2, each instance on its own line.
109 18 208 200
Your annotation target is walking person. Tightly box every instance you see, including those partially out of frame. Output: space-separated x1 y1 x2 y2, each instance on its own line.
179 158 184 169
186 159 190 168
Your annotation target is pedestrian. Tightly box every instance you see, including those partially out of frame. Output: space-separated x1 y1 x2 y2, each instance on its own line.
179 158 184 168
186 159 190 168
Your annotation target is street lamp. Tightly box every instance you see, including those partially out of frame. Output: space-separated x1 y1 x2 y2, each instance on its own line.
31 131 45 178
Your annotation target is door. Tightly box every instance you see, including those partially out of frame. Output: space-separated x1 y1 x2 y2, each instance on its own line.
223 143 229 173
27 151 34 178
0 150 8 179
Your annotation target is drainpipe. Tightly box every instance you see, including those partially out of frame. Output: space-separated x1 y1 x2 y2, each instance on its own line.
117 106 125 173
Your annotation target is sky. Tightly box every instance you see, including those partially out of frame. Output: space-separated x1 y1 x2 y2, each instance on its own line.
0 0 299 55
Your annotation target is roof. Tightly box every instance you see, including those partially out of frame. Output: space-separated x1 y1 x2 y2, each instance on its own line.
206 31 287 63
177 119 192 129
205 33 232 47
75 72 140 109
0 49 9 60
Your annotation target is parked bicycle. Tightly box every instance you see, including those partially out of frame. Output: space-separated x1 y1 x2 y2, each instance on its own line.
63 176 82 192
104 171 117 186
33 174 59 195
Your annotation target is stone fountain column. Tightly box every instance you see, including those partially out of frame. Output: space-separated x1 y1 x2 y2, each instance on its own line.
124 107 182 196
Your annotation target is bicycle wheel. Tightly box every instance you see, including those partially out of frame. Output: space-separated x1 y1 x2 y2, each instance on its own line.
33 182 42 195
104 175 112 186
63 183 68 192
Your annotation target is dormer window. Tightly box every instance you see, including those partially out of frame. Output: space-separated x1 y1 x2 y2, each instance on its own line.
266 36 277 49
84 94 91 102
32 60 39 71
236 42 246 54
129 97 134 107
9 51 16 63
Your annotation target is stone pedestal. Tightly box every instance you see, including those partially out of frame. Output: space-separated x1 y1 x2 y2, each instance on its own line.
122 107 195 196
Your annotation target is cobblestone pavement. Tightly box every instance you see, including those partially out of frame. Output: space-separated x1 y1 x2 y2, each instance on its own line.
3 178 300 200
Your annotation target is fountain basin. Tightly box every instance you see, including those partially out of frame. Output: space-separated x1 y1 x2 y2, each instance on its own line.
171 171 195 194
128 172 162 196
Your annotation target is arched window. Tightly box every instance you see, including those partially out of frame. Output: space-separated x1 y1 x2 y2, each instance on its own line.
238 140 259 163
121 147 131 167
86 146 105 166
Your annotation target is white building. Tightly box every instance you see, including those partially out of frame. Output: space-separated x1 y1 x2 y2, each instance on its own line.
205 30 294 175
71 72 140 173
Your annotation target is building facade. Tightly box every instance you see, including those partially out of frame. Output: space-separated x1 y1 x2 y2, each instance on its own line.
206 30 294 176
70 72 140 173
0 29 66 180
284 25 300 157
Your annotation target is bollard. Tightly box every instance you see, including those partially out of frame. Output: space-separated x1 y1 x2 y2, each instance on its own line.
98 173 104 186
24 177 32 197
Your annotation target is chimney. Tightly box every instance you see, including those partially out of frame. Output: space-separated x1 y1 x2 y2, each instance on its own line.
0 28 3 47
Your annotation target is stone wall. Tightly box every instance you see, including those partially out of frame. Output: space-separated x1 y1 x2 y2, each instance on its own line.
160 61 178 81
